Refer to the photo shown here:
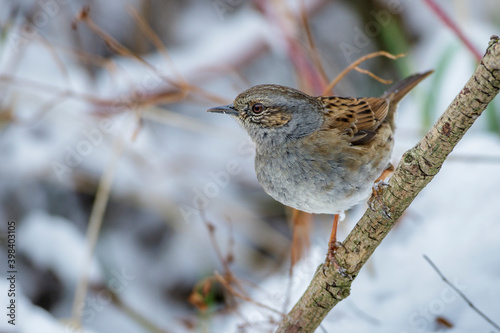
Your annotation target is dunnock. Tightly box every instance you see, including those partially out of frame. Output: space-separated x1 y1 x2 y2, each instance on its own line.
208 71 432 265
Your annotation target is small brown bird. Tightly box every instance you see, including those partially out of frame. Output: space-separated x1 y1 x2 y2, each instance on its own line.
208 71 432 265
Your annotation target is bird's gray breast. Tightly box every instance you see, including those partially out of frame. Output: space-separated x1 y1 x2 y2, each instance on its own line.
254 144 355 214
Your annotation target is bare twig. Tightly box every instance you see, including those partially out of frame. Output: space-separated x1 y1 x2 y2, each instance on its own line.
0 74 112 107
200 211 233 279
71 128 125 327
36 32 71 86
214 272 284 316
76 8 157 76
299 0 329 86
354 66 393 84
423 255 500 331
142 106 234 138
126 6 189 89
75 7 228 106
322 51 406 95
82 284 170 333
101 285 170 333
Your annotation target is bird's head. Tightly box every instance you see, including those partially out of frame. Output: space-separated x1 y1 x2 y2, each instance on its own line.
208 84 323 145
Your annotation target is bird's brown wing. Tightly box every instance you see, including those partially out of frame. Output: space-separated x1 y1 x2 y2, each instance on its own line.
317 96 389 145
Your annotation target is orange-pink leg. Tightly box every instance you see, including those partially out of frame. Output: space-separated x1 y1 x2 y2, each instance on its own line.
325 214 342 267
328 214 340 252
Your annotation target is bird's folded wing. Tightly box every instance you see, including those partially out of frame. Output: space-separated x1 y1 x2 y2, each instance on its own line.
317 96 389 145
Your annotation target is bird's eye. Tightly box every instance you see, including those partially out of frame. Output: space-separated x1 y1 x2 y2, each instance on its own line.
252 103 264 114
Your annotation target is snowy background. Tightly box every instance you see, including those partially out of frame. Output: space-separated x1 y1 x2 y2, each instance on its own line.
0 0 499 332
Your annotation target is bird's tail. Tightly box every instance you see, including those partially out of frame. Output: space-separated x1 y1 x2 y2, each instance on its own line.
384 70 434 105
383 70 433 125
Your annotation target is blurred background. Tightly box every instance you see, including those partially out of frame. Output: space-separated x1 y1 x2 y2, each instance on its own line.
0 0 499 332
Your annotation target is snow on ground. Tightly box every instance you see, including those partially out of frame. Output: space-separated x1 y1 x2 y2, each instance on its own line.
18 212 103 286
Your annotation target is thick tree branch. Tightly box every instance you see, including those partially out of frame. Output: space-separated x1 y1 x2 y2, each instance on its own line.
276 36 500 333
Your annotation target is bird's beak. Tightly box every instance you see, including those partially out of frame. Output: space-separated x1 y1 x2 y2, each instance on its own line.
207 103 239 116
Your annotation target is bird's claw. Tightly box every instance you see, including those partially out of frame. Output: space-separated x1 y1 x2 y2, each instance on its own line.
368 180 391 218
323 241 349 278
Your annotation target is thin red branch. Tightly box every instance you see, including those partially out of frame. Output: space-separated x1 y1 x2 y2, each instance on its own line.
422 0 482 62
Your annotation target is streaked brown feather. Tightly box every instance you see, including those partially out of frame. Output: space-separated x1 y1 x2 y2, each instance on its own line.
317 96 389 144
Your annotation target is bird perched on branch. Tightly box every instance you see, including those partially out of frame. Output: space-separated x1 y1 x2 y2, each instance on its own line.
208 71 432 267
